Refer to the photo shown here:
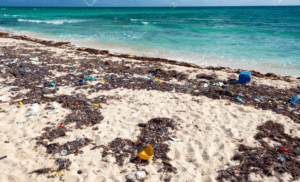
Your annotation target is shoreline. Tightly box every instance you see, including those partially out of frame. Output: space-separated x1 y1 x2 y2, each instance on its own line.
0 31 299 82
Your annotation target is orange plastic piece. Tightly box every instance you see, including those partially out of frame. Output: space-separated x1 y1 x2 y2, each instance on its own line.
138 144 154 160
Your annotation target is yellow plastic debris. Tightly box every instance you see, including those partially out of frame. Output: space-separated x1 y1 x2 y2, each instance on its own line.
101 80 105 83
154 78 158 81
268 101 272 103
32 82 35 84
56 173 64 177
19 102 23 105
99 66 101 68
137 144 154 160
131 140 136 142
245 105 254 107
94 104 99 106
275 101 280 104
50 56 52 58
193 86 196 88
157 79 162 82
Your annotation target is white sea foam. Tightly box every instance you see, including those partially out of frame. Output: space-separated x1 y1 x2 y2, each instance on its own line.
141 22 149 25
17 19 84 25
3 14 9 16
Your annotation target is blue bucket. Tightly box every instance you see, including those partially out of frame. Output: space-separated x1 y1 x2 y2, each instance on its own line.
239 71 251 84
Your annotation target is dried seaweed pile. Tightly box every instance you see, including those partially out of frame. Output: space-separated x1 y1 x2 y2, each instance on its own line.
36 126 68 142
217 120 300 182
29 158 72 176
36 138 92 156
91 118 178 179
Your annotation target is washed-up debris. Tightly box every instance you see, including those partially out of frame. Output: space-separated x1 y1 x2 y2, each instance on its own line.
29 158 71 176
0 96 5 102
91 117 178 180
36 138 92 156
0 156 7 160
217 120 300 182
48 110 59 115
36 126 67 142
29 103 39 111
17 121 26 124
169 137 180 142
28 112 37 116
239 71 251 84
126 171 147 180
52 102 58 108
138 144 154 160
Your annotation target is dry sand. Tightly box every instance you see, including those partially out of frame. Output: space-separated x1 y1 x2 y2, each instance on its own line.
0 34 300 182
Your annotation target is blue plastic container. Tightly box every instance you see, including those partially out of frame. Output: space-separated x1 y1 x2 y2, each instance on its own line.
239 71 251 84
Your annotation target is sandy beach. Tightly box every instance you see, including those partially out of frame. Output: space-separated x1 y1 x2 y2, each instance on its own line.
0 31 300 182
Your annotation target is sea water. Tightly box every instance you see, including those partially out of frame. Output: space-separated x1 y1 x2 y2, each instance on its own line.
0 6 299 77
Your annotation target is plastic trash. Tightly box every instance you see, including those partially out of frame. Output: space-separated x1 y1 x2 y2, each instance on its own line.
278 157 285 161
28 112 37 116
137 144 154 160
239 71 251 84
48 110 60 115
51 82 55 87
85 77 96 81
0 52 4 56
134 171 146 180
0 96 5 102
281 146 289 151
61 149 68 156
19 102 24 105
19 68 24 71
78 79 84 83
277 106 283 110
52 102 58 108
169 137 180 142
17 121 26 124
126 171 146 180
237 96 244 103
0 156 7 160
29 103 39 111
169 88 175 93
290 95 300 105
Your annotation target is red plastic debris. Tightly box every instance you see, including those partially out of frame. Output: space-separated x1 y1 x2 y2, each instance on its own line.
59 125 65 128
281 146 289 151
0 100 2 103
75 102 79 104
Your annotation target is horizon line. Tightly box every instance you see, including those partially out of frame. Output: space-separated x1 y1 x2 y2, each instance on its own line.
1 5 300 8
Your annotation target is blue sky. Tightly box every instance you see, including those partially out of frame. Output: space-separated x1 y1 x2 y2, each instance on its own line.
0 0 299 7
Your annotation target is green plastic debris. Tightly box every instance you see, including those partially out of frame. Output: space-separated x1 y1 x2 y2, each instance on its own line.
237 96 244 103
85 77 96 81
70 64 72 66
87 60 90 62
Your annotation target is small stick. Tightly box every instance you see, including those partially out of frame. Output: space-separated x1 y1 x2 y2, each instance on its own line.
0 156 7 160
160 168 167 180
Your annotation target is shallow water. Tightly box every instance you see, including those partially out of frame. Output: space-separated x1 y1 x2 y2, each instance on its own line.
0 6 299 77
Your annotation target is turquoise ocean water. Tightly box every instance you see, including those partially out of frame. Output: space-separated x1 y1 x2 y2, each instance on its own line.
0 6 299 77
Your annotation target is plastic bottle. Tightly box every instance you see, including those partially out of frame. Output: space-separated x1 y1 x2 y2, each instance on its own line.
28 112 37 116
17 121 26 124
48 110 60 115
52 102 58 109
